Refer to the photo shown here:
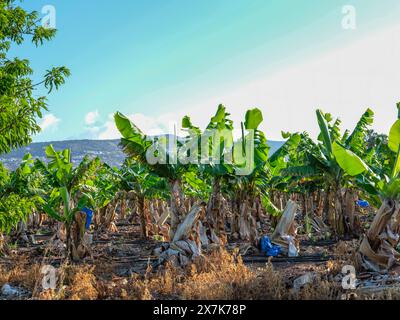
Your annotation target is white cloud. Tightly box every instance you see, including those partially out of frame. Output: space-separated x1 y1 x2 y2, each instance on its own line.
144 23 400 141
39 114 60 131
85 110 100 125
97 113 119 140
96 112 181 140
204 23 400 140
92 23 400 141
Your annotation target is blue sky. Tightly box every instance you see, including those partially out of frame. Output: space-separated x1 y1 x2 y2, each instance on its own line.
13 0 400 141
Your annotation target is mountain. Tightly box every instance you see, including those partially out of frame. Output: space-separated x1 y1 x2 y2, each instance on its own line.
0 139 284 170
268 140 285 155
0 140 124 170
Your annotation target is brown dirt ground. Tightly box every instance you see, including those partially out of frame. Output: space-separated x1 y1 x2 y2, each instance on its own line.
1 221 399 300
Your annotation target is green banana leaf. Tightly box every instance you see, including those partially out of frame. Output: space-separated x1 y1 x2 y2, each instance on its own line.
316 109 333 158
43 204 64 222
59 186 70 215
114 112 144 139
244 108 263 130
332 141 369 176
389 119 400 153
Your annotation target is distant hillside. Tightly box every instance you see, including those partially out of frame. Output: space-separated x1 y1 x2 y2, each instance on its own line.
0 139 284 170
0 140 124 170
268 140 285 156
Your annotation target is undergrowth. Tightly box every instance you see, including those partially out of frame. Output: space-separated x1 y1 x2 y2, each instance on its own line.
0 248 350 300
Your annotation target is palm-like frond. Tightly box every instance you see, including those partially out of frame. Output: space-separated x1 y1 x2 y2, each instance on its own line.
345 108 374 155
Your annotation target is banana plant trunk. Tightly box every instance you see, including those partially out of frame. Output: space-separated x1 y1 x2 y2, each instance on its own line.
344 189 358 236
358 199 400 272
103 197 118 231
138 196 148 239
325 184 348 237
238 195 258 243
0 233 9 255
357 199 400 272
120 192 127 219
169 179 186 239
206 178 226 244
334 187 345 236
66 212 89 262
94 206 107 230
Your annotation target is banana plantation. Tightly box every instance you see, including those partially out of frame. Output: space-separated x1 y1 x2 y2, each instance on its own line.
1 102 400 300
3 0 400 302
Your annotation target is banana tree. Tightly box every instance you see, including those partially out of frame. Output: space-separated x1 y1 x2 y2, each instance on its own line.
282 109 373 236
0 156 42 231
181 106 299 242
181 105 235 243
119 160 169 239
334 105 400 271
181 106 275 242
265 131 303 208
225 108 272 241
37 146 100 261
91 163 122 231
0 156 46 252
114 112 205 240
0 162 8 252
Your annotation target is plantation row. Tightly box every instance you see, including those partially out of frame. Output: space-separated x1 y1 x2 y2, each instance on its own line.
1 103 400 272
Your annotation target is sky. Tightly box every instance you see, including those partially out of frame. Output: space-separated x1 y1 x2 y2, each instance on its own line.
12 0 400 142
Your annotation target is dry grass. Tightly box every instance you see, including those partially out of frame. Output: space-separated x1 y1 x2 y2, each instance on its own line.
66 266 99 300
0 246 393 300
134 248 342 300
179 250 285 299
361 287 400 300
291 277 342 300
325 240 359 275
145 248 267 300
35 265 99 300
0 263 41 292
96 273 152 300
333 240 359 264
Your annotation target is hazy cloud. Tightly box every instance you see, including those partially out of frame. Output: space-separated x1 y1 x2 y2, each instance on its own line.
39 114 61 131
85 110 100 125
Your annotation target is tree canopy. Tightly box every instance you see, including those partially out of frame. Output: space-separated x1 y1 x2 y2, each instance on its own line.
0 0 70 154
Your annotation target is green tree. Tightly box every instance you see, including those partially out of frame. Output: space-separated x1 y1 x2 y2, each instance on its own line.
114 112 202 239
335 104 400 271
282 109 373 236
37 146 99 261
0 154 45 233
0 0 70 154
119 160 168 239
